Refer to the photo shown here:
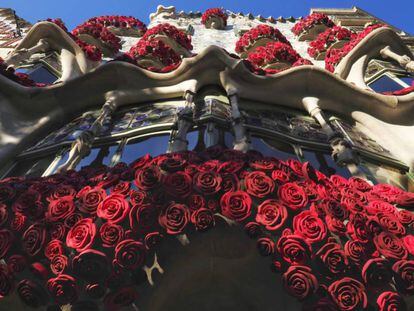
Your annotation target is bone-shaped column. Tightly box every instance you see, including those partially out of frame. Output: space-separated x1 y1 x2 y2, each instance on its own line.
380 46 414 73
228 92 249 152
5 39 50 67
302 97 361 175
168 91 195 153
57 92 119 172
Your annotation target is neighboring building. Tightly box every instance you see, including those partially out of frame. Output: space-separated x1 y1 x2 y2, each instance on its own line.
0 5 413 311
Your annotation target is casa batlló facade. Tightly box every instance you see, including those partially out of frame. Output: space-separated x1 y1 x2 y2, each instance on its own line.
0 5 413 311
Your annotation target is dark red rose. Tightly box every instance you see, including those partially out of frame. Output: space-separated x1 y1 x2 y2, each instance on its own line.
134 166 161 190
321 199 349 220
193 171 222 196
190 208 215 231
0 184 15 203
376 291 407 311
49 185 76 200
398 210 414 226
257 237 275 256
77 186 107 214
144 231 163 250
220 190 252 222
218 160 244 174
111 181 130 195
198 159 220 172
348 177 372 192
256 199 288 231
293 210 327 244
371 183 403 203
51 254 68 275
0 203 8 227
330 174 348 187
244 171 275 198
328 277 368 311
340 195 364 213
392 260 414 294
282 265 318 300
347 213 370 243
277 233 311 265
374 232 407 260
366 200 396 216
100 222 124 248
30 262 48 279
301 162 319 182
325 215 347 236
97 173 120 189
85 283 106 299
0 266 13 298
103 287 138 310
50 223 66 240
221 173 240 192
114 239 146 270
97 193 129 223
129 189 146 206
271 170 290 184
17 279 49 308
395 192 414 208
7 255 26 274
184 164 199 176
0 229 13 259
158 155 186 172
377 212 405 236
66 218 96 252
12 190 44 219
130 154 151 170
250 158 279 171
403 235 414 255
47 274 78 305
64 212 83 228
72 249 109 282
45 239 64 260
129 203 158 233
22 224 46 257
278 182 308 211
187 194 206 211
159 202 190 235
344 240 367 265
244 221 262 238
316 242 348 274
164 172 192 198
362 258 391 287
46 196 75 222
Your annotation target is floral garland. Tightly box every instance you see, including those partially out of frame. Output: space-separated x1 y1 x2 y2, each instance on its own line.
0 146 413 310
235 24 291 55
0 57 45 87
127 39 181 73
307 26 353 58
291 13 334 36
141 23 192 51
72 22 122 53
84 15 146 34
201 8 228 27
325 24 384 72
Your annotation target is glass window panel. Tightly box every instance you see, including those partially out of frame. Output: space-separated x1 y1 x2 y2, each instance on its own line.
75 145 118 169
369 75 404 93
7 154 56 177
399 76 414 86
27 66 57 84
187 131 199 151
301 150 351 178
250 136 297 160
121 135 170 164
361 161 407 190
224 132 234 148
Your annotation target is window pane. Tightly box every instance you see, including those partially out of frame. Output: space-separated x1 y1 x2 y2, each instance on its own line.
187 131 199 151
76 145 118 169
7 154 56 177
361 161 407 190
301 150 351 178
399 76 414 86
369 75 403 93
27 66 57 84
121 135 170 164
250 137 297 160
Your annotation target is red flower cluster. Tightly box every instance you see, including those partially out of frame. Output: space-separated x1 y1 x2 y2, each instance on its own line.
84 15 147 34
127 39 181 73
308 26 353 58
0 58 44 87
141 23 192 51
72 22 122 53
201 8 228 27
0 146 413 310
382 85 414 96
291 13 334 36
45 18 68 32
325 23 384 72
235 24 291 54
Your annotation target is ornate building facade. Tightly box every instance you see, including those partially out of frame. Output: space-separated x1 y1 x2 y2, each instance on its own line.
0 5 413 311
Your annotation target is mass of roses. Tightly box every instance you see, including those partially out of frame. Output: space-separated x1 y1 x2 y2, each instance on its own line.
201 8 228 27
83 15 147 35
307 26 353 58
291 13 334 37
0 145 413 310
140 23 193 51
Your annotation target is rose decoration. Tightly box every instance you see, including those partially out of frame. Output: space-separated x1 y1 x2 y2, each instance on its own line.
220 190 252 222
282 265 318 300
328 277 368 311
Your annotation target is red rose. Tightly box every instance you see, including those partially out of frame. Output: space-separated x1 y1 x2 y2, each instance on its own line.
50 254 68 275
85 283 106 299
22 224 46 257
392 260 414 294
12 190 44 219
0 184 15 203
244 221 262 238
159 202 190 235
271 170 290 184
134 166 161 190
348 177 372 192
362 258 391 287
50 223 66 240
282 265 318 300
64 212 83 228
163 172 192 198
347 213 370 243
403 235 414 255
97 193 129 223
293 210 327 244
45 239 64 260
46 196 75 222
218 160 244 174
111 181 130 195
398 210 414 226
220 191 252 222
316 242 348 274
278 182 308 211
221 173 240 192
103 287 138 310
158 155 187 172
0 266 13 298
114 239 146 270
129 189 147 206
47 274 78 305
256 199 288 231
0 229 13 259
129 154 151 170
321 199 348 220
374 232 407 260
376 292 406 311
100 222 124 248
7 255 26 274
129 203 159 233
377 212 405 236
325 215 347 236
366 200 396 216
49 185 76 200
344 240 367 264
244 171 275 198
66 218 96 252
0 203 8 227
328 277 368 311
17 279 49 308
257 237 275 256
72 249 109 282
193 171 222 196
144 231 163 250
77 186 107 214
187 194 206 211
277 233 311 265
190 208 215 231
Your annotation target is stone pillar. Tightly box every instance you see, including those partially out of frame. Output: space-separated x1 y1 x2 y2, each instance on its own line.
228 92 249 152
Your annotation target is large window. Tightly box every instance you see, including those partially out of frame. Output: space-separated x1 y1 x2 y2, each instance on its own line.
16 64 58 84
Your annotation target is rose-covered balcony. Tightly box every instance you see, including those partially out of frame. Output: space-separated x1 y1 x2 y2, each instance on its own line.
201 8 228 30
291 13 335 41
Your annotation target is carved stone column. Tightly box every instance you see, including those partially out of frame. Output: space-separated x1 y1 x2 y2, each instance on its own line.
380 46 414 72
5 39 50 67
56 91 119 172
228 92 249 152
168 91 195 153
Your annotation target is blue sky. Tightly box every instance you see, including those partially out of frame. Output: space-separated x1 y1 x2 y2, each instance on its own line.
2 0 414 34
